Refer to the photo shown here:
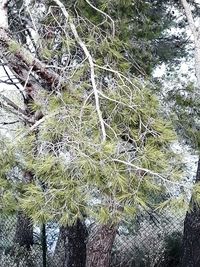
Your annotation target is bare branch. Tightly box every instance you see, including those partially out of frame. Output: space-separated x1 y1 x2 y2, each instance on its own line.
0 94 26 115
85 0 115 37
112 159 190 189
0 120 20 125
0 30 62 89
18 115 46 139
1 62 26 100
0 100 32 123
53 0 107 142
181 0 198 40
181 0 200 90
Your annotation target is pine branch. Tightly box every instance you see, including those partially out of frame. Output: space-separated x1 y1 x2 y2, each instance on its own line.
53 0 107 142
112 159 191 189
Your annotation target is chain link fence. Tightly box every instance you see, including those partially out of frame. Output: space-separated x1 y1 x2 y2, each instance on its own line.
0 211 185 267
111 211 184 267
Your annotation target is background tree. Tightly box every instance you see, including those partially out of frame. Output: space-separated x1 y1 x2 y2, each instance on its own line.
175 0 200 266
0 0 192 266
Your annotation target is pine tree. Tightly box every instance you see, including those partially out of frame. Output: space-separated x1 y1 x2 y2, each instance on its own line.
0 0 185 265
176 1 200 266
147 0 200 265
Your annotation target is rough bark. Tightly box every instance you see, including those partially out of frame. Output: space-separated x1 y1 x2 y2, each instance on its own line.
41 223 47 267
13 211 34 250
181 158 200 267
86 224 117 267
54 219 88 267
0 5 62 94
0 29 61 88
12 211 34 267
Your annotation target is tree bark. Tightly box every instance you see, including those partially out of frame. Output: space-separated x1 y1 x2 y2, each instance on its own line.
41 223 47 267
181 158 200 266
86 224 117 267
54 219 88 267
13 211 34 250
11 211 34 267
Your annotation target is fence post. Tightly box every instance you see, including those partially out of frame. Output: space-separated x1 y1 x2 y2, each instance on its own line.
41 223 47 267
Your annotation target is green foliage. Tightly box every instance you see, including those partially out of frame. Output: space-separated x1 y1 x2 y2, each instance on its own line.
11 76 179 224
8 41 21 53
43 0 180 76
155 195 188 215
0 140 15 178
191 182 200 208
166 78 200 151
0 0 185 226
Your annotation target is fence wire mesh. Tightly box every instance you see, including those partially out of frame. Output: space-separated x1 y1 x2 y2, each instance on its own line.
0 211 185 267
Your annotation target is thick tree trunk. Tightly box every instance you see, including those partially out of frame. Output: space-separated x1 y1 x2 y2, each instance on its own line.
13 211 34 250
11 211 34 267
54 219 88 267
181 158 200 267
86 224 117 267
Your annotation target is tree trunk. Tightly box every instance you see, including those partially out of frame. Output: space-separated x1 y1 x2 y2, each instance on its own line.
86 224 117 267
13 211 34 250
54 219 88 267
41 223 47 267
181 158 200 267
179 1 200 266
11 211 34 267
